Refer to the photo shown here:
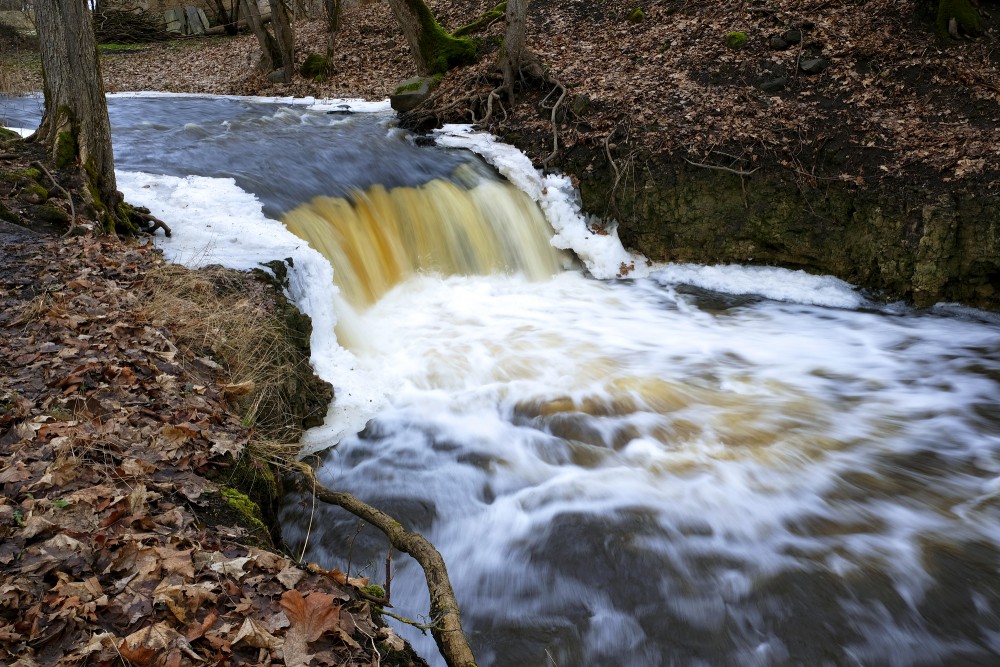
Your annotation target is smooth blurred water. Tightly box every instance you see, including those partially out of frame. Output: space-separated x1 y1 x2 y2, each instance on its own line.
5 93 999 667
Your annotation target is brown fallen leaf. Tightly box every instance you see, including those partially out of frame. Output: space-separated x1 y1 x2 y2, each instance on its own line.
231 616 283 650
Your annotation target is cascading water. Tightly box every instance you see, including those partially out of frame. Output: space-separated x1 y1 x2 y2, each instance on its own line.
6 93 998 666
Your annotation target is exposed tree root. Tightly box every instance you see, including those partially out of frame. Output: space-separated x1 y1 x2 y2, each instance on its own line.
293 464 477 667
30 160 76 234
127 204 172 237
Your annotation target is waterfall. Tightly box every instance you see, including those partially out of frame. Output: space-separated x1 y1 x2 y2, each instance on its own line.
282 173 567 310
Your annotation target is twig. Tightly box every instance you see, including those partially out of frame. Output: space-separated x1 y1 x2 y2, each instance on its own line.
298 458 317 562
346 519 364 581
31 160 76 233
385 548 393 604
682 157 760 176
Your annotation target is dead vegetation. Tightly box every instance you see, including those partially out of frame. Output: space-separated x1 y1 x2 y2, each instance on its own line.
0 234 422 666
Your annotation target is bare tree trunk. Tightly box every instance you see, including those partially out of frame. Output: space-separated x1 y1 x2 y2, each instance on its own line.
501 0 526 100
242 0 280 72
33 0 123 231
268 0 295 81
324 0 341 59
386 0 477 75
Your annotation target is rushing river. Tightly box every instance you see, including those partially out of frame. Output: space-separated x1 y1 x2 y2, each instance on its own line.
4 94 1000 666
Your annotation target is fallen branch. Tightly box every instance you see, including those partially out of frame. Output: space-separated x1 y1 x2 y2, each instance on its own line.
294 465 477 667
682 157 760 176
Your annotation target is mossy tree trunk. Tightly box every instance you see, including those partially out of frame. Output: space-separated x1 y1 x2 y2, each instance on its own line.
936 0 983 37
33 0 131 233
387 0 477 75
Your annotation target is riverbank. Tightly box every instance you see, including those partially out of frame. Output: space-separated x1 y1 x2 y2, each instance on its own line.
2 0 998 306
0 136 420 665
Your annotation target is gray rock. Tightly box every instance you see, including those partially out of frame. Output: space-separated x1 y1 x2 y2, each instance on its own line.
266 68 288 82
390 76 436 113
782 29 802 44
570 94 591 118
759 77 787 93
769 36 789 50
799 58 830 75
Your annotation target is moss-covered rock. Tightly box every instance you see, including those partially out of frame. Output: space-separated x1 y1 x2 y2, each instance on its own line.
18 182 48 204
0 127 20 139
36 203 70 224
300 53 333 80
220 486 272 543
725 31 748 49
627 8 645 23
1 167 42 185
936 0 983 37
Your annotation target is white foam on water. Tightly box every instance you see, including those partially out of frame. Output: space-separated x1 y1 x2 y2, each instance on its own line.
117 170 392 448
109 90 392 113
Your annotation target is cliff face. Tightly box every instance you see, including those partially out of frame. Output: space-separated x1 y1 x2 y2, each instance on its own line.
559 148 999 309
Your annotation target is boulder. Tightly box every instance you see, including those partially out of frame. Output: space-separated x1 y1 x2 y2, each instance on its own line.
390 77 437 113
799 58 831 75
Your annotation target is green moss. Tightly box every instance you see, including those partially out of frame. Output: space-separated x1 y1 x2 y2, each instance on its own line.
55 130 76 168
408 0 477 74
0 127 19 139
453 2 506 37
37 204 69 224
300 53 332 80
725 31 749 49
393 80 424 95
220 486 269 535
1 167 41 184
936 0 983 37
19 182 48 201
361 584 386 598
0 200 19 224
627 8 644 23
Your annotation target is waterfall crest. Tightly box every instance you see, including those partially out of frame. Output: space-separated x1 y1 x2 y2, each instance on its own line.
282 176 566 309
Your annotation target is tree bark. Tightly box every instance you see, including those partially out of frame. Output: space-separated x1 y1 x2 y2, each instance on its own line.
324 0 341 59
269 0 296 81
296 466 477 667
386 0 477 75
33 0 124 232
501 0 527 99
242 0 281 72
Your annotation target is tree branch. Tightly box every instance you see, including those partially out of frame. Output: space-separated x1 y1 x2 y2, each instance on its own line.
293 464 477 667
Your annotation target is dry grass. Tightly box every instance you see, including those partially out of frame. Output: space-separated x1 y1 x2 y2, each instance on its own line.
140 262 323 450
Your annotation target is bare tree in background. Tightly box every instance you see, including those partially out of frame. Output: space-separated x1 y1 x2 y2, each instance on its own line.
242 0 295 81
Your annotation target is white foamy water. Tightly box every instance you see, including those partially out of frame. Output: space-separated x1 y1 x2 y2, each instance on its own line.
107 99 1000 667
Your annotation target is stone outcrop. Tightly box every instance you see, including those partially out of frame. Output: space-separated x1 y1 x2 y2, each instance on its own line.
559 149 999 309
